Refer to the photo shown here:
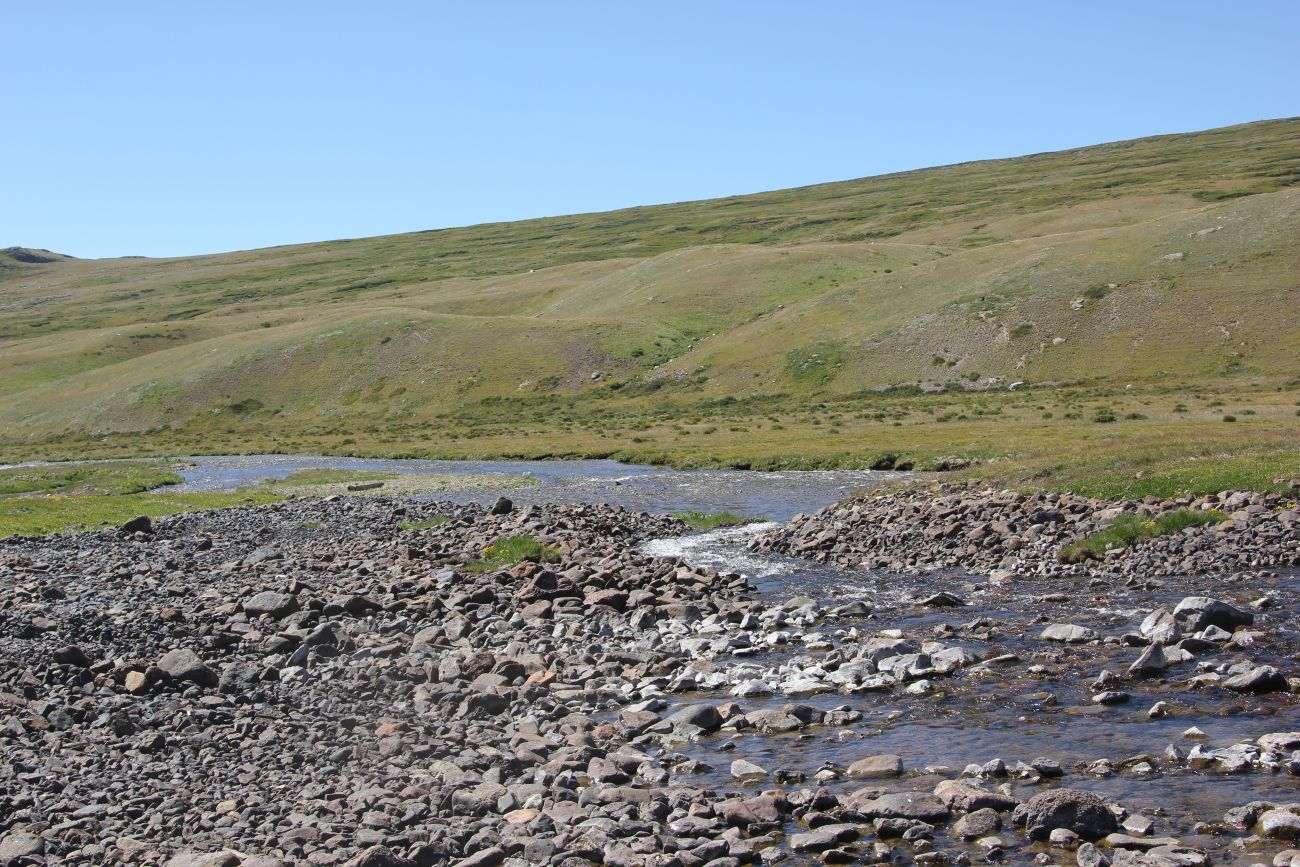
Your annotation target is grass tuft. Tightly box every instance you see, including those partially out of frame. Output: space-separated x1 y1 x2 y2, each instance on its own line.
0 461 182 497
672 509 759 530
1059 508 1228 562
398 515 452 531
0 490 281 537
262 468 398 486
464 535 561 572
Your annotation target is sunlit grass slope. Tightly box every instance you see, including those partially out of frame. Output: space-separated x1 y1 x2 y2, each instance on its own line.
1 117 1297 494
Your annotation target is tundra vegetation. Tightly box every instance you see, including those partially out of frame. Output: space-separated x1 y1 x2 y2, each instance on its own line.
1 119 1297 528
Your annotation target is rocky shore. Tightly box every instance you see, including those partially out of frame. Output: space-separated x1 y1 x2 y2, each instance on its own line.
1 493 1298 867
750 485 1299 578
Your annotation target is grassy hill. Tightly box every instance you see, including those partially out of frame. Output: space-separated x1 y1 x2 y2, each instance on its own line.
2 117 1298 496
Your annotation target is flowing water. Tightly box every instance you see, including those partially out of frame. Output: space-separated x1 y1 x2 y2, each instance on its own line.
170 454 898 521
641 523 1300 864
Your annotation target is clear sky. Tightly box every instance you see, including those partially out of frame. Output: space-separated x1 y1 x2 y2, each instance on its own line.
5 1 1297 259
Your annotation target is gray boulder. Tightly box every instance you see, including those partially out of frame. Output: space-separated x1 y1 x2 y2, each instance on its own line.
243 590 298 619
157 648 218 688
1024 789 1119 840
1224 665 1288 693
1172 597 1252 632
1042 624 1098 643
1128 643 1167 677
664 703 722 732
1139 609 1181 644
934 779 1020 812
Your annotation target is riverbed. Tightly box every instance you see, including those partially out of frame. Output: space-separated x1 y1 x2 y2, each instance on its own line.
170 455 1300 864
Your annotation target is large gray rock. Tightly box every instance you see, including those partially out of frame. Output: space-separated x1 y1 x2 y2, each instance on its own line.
1024 789 1119 840
1042 624 1098 644
0 831 44 861
856 792 950 822
790 825 859 852
157 648 218 688
953 808 1002 840
52 645 92 667
1128 643 1167 677
243 590 298 619
1077 842 1110 867
164 853 241 867
243 545 282 565
451 782 507 815
1260 809 1300 839
1259 733 1300 753
1172 597 1253 632
848 754 904 778
935 779 1019 812
664 703 722 732
1224 665 1288 693
744 708 804 732
1139 609 1181 644
341 847 418 867
1112 845 1209 867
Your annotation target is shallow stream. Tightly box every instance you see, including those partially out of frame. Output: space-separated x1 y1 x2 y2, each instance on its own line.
180 456 1300 861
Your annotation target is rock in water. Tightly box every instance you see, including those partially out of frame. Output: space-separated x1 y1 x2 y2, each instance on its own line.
934 779 1019 812
1172 596 1253 632
1224 665 1288 693
954 808 1002 840
1077 842 1111 867
1139 609 1181 644
1042 624 1098 643
1024 789 1119 840
848 754 904 778
664 703 723 731
1260 809 1300 839
731 759 768 779
491 496 514 515
1129 642 1167 677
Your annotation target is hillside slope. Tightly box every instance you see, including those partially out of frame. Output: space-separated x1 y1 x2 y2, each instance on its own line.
1 118 1297 473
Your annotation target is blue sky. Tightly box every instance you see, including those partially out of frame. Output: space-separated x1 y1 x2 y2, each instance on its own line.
5 1 1297 259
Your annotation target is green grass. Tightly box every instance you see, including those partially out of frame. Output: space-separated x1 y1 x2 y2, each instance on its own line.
0 119 1297 498
0 461 182 497
483 535 559 563
398 515 452 530
1060 508 1228 562
464 535 560 572
0 490 282 537
672 509 760 530
261 468 398 486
